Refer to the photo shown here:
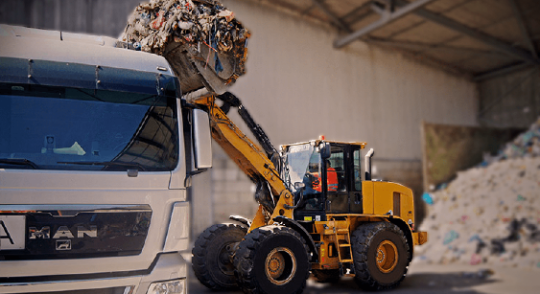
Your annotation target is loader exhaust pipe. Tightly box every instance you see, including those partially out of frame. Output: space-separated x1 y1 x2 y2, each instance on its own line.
365 148 374 181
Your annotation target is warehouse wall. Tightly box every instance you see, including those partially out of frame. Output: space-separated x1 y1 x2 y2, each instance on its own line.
222 0 478 157
421 122 523 192
0 0 479 236
0 0 141 37
190 0 480 233
206 0 478 229
478 67 540 129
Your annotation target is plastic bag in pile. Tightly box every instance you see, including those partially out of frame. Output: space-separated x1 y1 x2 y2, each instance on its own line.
121 0 250 94
416 156 540 270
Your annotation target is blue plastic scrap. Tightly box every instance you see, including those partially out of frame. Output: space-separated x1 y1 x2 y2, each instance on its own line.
469 234 481 243
422 192 434 205
443 230 459 245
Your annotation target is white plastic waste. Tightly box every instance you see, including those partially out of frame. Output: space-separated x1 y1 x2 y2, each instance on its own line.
415 118 540 271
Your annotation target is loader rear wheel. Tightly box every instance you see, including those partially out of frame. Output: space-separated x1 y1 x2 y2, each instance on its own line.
192 224 247 291
233 225 310 294
351 222 410 291
312 269 341 283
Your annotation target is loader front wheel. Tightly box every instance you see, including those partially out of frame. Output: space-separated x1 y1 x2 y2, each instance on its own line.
351 222 410 291
192 223 247 291
234 225 310 294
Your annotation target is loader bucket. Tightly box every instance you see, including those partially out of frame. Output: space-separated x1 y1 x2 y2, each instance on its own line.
121 0 250 94
163 41 245 94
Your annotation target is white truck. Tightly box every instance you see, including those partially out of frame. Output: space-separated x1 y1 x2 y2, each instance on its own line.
0 24 213 294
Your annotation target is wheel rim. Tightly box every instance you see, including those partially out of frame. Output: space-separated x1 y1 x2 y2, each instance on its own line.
376 240 398 273
217 243 235 275
264 247 297 286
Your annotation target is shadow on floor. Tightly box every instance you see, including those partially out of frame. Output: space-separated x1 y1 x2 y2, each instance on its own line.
188 269 498 294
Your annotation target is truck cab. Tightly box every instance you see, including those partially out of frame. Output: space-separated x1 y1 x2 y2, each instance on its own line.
0 25 211 294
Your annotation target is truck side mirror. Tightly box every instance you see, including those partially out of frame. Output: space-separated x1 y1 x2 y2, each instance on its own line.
192 109 212 170
320 142 331 159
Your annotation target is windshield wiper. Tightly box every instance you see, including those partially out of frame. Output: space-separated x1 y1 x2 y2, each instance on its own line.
57 161 146 171
0 158 39 169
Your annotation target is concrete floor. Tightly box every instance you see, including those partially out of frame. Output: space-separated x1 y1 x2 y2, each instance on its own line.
183 253 540 294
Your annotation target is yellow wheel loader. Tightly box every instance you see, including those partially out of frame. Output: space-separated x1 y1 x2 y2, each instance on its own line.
116 1 426 291
190 92 428 293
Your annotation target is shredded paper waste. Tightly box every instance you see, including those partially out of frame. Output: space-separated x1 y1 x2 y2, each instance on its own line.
415 117 540 270
481 117 540 166
120 0 250 94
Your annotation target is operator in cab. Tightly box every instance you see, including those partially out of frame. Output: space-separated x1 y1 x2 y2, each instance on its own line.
309 160 338 192
304 160 338 194
302 159 338 210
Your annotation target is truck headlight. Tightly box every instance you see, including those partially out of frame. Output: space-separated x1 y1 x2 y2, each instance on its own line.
147 279 186 294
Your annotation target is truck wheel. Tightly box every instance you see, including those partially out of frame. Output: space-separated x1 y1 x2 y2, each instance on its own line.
351 222 410 291
192 223 247 290
233 225 310 294
312 269 341 283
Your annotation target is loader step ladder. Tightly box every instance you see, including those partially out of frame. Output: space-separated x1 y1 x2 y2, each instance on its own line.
334 226 354 274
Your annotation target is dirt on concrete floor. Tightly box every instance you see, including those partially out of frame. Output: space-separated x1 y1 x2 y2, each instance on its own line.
182 252 540 294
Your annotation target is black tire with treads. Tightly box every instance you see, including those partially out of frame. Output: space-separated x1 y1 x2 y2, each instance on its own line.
351 222 410 291
192 223 247 291
233 225 311 294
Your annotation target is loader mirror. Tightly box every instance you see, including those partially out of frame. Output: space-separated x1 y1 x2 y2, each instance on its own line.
320 142 331 159
192 109 212 169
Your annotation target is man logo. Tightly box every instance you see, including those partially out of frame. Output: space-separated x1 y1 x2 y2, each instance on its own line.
28 225 97 251
56 239 72 251
29 225 97 239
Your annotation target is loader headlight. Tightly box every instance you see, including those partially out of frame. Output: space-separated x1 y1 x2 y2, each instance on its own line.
147 279 186 294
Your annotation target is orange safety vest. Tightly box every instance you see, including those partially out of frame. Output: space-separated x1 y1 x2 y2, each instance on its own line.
312 167 338 192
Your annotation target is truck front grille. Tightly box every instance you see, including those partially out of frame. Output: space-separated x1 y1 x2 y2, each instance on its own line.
21 286 133 294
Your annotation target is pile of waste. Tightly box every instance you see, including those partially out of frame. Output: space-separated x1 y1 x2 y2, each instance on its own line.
416 118 540 270
481 117 540 166
120 0 250 94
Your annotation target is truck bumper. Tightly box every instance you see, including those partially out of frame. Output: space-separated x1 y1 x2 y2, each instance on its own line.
0 252 187 294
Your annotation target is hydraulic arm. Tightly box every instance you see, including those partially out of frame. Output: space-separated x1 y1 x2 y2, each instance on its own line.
190 92 294 232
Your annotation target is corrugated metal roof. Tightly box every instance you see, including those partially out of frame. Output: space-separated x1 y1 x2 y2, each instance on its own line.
253 0 540 81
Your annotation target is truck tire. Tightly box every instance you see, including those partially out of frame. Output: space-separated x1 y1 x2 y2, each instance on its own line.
312 269 341 283
233 225 310 294
351 222 410 291
192 223 247 291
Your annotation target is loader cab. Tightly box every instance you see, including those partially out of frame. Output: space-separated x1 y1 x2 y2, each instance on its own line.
282 140 367 222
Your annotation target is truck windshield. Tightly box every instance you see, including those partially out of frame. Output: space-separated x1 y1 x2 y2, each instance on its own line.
0 83 179 171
